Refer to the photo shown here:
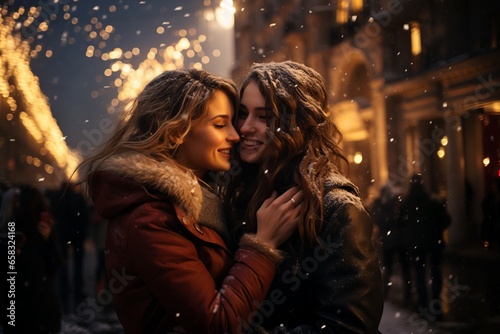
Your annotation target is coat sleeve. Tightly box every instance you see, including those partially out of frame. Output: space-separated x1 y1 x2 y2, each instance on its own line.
126 205 281 334
303 201 384 334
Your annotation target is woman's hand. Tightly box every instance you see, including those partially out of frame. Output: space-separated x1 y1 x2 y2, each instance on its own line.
255 186 304 248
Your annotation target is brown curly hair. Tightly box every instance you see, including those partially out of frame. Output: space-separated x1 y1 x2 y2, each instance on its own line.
224 61 348 246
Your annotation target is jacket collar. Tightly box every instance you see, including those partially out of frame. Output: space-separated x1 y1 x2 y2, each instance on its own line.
324 170 360 197
96 152 203 220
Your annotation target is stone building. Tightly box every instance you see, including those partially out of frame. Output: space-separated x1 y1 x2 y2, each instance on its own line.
231 0 500 246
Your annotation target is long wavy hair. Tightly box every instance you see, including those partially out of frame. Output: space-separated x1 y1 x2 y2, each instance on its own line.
224 61 348 246
76 69 239 192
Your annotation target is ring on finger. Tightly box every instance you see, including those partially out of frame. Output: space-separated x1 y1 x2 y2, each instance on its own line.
290 197 296 205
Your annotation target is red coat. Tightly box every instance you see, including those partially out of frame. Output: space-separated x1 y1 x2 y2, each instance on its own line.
89 153 281 333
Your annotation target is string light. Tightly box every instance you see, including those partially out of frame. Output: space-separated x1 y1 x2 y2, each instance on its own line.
1 14 80 180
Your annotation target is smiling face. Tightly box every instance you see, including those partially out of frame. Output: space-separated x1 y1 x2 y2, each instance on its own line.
176 90 239 177
236 81 270 165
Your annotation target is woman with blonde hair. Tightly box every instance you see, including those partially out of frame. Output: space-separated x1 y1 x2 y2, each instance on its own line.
225 61 383 333
78 68 303 333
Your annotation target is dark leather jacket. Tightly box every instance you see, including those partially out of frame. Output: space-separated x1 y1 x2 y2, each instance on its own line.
253 176 384 334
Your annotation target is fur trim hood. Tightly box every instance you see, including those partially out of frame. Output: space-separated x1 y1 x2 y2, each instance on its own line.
90 152 202 220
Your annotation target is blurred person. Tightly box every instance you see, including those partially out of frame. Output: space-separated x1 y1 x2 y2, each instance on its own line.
481 178 500 251
0 185 62 333
370 182 411 304
398 173 451 320
0 181 11 211
225 61 383 333
76 68 303 333
0 183 16 231
50 181 90 312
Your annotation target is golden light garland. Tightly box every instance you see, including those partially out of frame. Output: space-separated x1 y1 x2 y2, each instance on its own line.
0 14 81 181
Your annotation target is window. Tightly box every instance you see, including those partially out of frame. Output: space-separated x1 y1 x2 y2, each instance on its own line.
410 21 422 56
336 0 364 25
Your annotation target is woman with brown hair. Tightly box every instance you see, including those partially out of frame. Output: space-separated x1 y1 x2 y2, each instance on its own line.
225 61 383 333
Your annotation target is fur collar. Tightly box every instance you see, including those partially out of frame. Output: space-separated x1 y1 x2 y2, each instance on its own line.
96 152 203 219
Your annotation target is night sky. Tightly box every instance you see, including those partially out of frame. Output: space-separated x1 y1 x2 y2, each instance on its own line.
6 0 234 155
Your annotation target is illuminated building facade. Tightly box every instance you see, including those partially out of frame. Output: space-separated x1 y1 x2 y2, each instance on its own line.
232 0 500 246
0 15 80 188
0 1 236 190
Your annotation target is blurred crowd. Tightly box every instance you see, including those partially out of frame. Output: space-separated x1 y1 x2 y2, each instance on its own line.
368 173 500 322
0 180 107 334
